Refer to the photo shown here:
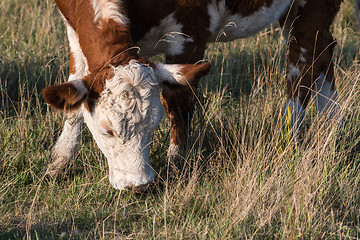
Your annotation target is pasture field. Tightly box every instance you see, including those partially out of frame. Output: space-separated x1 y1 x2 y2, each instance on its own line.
1 0 360 239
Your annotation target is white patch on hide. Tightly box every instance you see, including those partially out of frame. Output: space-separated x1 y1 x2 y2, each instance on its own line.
46 111 83 175
207 0 292 42
68 74 77 81
65 22 90 79
96 61 163 142
167 143 180 160
298 0 307 7
299 55 306 63
154 63 187 85
136 13 191 57
312 72 340 120
299 47 307 62
84 108 155 189
82 60 164 190
207 0 228 34
285 98 305 131
287 64 301 80
92 0 128 26
70 79 89 102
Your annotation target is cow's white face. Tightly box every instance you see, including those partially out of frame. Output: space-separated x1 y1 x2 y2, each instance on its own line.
42 60 210 190
83 61 163 189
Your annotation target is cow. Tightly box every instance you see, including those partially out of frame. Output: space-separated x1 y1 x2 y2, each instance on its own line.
42 0 358 190
42 0 211 191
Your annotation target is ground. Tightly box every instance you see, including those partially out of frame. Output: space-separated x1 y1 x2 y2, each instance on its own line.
0 0 360 239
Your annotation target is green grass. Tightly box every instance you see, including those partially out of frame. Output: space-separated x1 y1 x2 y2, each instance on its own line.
1 0 360 239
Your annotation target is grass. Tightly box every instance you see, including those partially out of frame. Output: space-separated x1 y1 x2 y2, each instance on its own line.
1 0 360 239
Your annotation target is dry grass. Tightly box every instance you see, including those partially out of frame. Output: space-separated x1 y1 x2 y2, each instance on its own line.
1 0 360 239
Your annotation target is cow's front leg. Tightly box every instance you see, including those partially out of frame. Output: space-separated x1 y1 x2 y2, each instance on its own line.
163 41 207 159
162 85 197 159
44 110 83 176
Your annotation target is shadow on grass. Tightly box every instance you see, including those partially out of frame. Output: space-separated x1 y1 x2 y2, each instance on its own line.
0 58 67 114
0 224 82 240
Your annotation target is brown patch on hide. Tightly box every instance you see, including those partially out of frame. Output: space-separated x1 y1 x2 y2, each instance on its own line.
161 87 196 145
42 82 88 112
284 0 342 107
125 0 174 42
225 0 274 16
177 0 203 7
96 18 138 66
69 52 76 76
54 0 138 100
82 67 115 112
174 2 210 57
179 62 211 84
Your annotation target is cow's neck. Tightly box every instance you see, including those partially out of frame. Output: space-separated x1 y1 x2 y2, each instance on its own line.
56 0 137 73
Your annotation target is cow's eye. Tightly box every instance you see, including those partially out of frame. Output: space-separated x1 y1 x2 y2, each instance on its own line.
104 129 114 136
100 121 114 136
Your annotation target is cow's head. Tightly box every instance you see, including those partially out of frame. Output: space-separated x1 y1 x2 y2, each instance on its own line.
42 59 210 190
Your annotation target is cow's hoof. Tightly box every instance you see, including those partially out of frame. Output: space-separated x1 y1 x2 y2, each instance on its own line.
43 156 71 177
131 181 154 194
167 143 180 161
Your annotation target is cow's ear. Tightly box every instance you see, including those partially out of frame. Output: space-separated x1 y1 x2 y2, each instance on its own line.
154 62 211 87
42 79 88 112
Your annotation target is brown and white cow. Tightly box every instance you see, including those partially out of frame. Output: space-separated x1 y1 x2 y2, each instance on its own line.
42 0 211 190
43 0 357 190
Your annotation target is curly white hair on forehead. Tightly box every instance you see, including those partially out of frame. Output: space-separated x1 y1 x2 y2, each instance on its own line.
97 60 162 143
